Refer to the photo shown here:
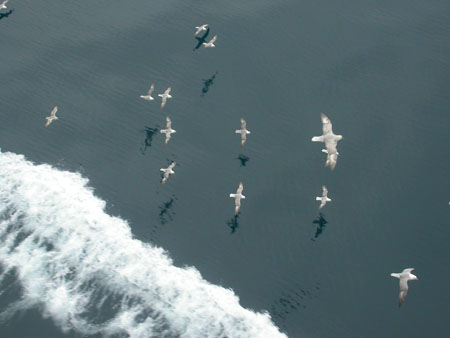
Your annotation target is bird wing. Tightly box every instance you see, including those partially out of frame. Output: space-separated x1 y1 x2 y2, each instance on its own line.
147 83 155 95
210 35 218 44
50 106 58 117
402 268 415 274
166 116 172 128
1 0 8 6
237 182 243 194
322 185 328 197
168 162 176 170
240 118 246 129
321 113 333 135
165 87 171 95
398 279 409 307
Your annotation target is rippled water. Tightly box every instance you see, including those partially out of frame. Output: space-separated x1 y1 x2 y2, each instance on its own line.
0 0 449 337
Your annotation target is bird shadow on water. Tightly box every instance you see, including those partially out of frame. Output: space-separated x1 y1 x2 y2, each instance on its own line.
149 195 177 239
201 71 218 96
311 212 328 241
270 282 321 329
0 10 13 21
140 126 158 154
226 214 240 234
237 154 250 167
193 27 210 51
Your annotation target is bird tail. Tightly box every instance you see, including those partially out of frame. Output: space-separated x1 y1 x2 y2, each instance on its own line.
234 206 239 215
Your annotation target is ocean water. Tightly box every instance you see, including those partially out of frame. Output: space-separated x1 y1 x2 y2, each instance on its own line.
0 1 449 337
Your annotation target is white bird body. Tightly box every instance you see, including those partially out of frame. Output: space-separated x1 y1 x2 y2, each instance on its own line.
391 268 418 307
203 34 218 48
312 113 343 170
140 83 155 101
160 116 176 144
44 106 58 127
316 185 331 209
230 182 245 215
160 162 176 184
0 0 8 10
195 24 208 36
158 87 172 108
235 118 251 147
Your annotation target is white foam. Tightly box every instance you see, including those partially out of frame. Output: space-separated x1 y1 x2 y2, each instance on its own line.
0 151 287 338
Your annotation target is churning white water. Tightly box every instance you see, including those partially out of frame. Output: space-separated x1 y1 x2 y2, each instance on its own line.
0 150 286 338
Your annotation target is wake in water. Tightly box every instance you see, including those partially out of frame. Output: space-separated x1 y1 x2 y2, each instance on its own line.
0 150 286 338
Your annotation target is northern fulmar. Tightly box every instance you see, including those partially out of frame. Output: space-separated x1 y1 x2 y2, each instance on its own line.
316 185 331 209
160 116 176 144
235 118 251 147
230 182 245 215
312 113 343 170
160 162 176 184
203 34 218 48
390 268 418 307
195 24 208 36
158 87 172 109
140 83 155 101
44 106 58 127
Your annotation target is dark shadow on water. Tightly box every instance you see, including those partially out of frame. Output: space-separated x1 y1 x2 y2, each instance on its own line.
270 282 320 328
193 27 210 51
311 212 328 240
140 126 158 154
201 71 218 96
226 214 240 234
0 10 13 21
237 154 250 167
159 195 176 225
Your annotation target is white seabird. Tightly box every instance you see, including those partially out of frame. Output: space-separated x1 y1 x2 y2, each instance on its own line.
235 118 251 147
312 113 343 170
44 106 58 127
390 268 418 307
140 83 155 101
160 116 176 144
0 0 8 10
316 185 331 209
160 162 176 184
203 34 218 48
158 87 172 109
194 24 208 36
230 182 245 215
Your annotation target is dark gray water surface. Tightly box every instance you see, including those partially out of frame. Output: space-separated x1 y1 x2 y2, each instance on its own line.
0 0 449 337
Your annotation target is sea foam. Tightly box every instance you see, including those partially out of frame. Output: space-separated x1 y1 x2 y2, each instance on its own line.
0 151 287 337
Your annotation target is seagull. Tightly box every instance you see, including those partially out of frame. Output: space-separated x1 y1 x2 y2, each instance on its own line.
44 106 58 127
203 34 218 48
158 87 172 109
235 118 251 147
140 83 155 101
316 185 331 209
312 113 343 170
0 0 8 10
160 116 176 144
390 268 418 307
194 24 208 36
160 162 176 184
230 182 246 215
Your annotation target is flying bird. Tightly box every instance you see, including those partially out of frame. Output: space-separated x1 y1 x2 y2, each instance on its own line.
140 83 155 101
158 87 172 109
160 116 176 144
390 268 418 307
235 118 251 147
312 113 343 170
160 162 176 184
203 34 218 48
316 185 331 209
0 0 8 10
229 182 246 215
194 24 208 36
44 106 58 127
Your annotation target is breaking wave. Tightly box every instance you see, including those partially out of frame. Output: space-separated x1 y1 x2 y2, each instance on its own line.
0 150 286 338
